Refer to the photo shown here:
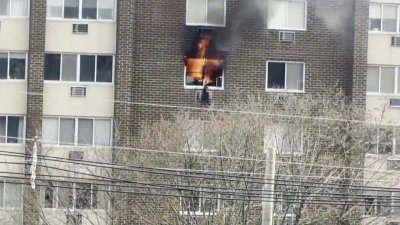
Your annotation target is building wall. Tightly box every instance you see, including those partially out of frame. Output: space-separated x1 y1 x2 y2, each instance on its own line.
0 82 27 115
0 19 29 51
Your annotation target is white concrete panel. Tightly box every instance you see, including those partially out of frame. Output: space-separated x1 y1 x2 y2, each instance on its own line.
0 19 29 51
43 83 114 117
0 209 23 225
0 145 25 175
366 95 400 126
371 0 400 3
45 21 116 54
42 209 110 225
0 82 27 115
368 34 400 65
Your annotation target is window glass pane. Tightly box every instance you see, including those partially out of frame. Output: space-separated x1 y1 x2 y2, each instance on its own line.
9 53 25 79
44 186 55 208
43 118 58 144
286 63 303 90
96 188 109 210
61 55 77 81
98 0 114 20
381 67 395 93
268 0 287 28
44 54 61 81
367 66 379 92
369 5 382 31
0 53 7 79
47 0 63 18
60 118 75 145
398 68 400 94
58 184 73 209
382 5 397 32
288 1 305 29
5 183 21 208
96 56 113 82
78 119 93 146
0 0 10 16
10 0 27 17
82 0 97 19
187 0 207 24
267 62 285 89
0 117 5 143
76 184 92 209
80 55 95 82
207 0 225 25
0 181 3 207
7 117 24 143
94 119 111 146
64 0 79 18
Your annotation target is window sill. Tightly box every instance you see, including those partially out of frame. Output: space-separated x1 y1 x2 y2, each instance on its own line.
366 92 400 97
184 85 224 91
369 31 400 35
0 143 25 146
268 27 307 32
186 23 226 28
179 211 218 216
46 18 116 23
0 79 26 82
42 144 112 149
265 89 304 93
0 16 29 20
44 81 114 86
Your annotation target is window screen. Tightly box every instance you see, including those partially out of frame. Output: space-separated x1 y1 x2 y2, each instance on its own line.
94 119 111 146
0 117 5 143
98 0 115 20
380 67 395 94
207 0 225 25
367 66 379 92
5 183 21 208
286 63 303 90
60 118 75 145
10 0 28 17
61 54 77 81
382 5 397 32
78 119 93 146
47 0 63 18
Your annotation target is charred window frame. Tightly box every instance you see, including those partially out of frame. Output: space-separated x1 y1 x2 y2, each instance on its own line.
47 0 116 21
186 0 226 27
0 52 28 80
367 66 400 95
44 53 114 83
268 0 307 31
42 117 113 147
369 4 399 33
266 61 305 92
184 63 224 90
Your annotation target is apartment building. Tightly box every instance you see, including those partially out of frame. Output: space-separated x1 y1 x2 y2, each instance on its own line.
362 0 400 225
0 0 370 225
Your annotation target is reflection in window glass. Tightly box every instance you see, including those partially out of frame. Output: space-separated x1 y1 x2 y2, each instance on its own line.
98 0 115 20
96 56 113 82
80 55 96 82
76 183 92 209
45 54 61 80
58 185 73 209
82 0 97 19
9 53 25 79
382 5 397 32
0 0 10 16
64 0 79 18
7 117 24 143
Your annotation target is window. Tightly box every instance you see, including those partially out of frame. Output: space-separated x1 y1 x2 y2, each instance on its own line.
268 0 307 30
0 116 25 144
367 66 400 94
0 0 29 17
266 61 305 92
186 0 226 27
364 191 392 216
47 0 116 20
44 54 114 83
181 190 220 215
0 181 22 208
44 183 108 210
42 117 112 146
369 4 400 32
0 52 27 80
183 121 220 152
368 127 400 155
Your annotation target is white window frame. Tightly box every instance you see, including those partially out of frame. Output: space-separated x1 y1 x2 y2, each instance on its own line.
368 127 398 155
363 191 391 217
0 180 23 209
44 53 115 84
266 61 305 93
367 65 400 95
46 0 117 21
267 0 307 31
369 3 400 34
179 189 221 216
185 0 226 27
0 52 28 81
0 115 26 145
183 65 224 90
0 0 30 18
42 117 113 147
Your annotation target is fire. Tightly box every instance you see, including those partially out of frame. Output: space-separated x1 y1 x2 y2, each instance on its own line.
185 34 224 87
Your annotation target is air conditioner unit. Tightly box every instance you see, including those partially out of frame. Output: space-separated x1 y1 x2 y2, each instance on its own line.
70 86 87 97
69 151 84 160
392 37 400 46
279 31 296 43
72 24 89 34
66 212 82 225
390 98 400 107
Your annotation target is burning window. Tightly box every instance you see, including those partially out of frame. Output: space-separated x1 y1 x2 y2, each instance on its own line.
266 61 304 92
186 0 226 27
185 33 224 89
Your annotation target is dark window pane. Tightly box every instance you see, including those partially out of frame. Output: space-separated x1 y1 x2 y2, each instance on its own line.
0 117 5 143
58 184 73 209
268 62 285 89
9 53 25 79
76 184 92 209
45 54 61 80
80 55 95 82
96 56 113 82
7 117 23 143
92 186 98 208
82 0 97 19
64 0 79 18
0 53 7 79
0 0 10 16
45 186 54 208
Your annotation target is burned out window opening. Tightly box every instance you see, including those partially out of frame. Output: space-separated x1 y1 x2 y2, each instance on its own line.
186 0 226 27
184 32 225 90
266 61 305 92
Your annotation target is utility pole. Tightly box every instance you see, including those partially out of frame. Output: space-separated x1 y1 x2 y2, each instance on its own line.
262 146 276 225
